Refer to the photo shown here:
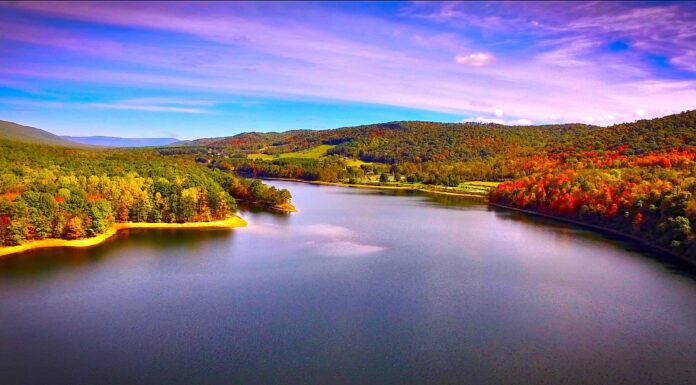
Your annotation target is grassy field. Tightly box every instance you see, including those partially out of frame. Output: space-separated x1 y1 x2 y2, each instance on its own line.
247 144 374 166
455 181 500 194
243 147 497 194
277 144 336 159
247 144 335 160
247 153 274 160
344 158 372 167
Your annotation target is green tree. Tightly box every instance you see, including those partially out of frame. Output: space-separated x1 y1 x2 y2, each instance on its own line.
87 200 113 236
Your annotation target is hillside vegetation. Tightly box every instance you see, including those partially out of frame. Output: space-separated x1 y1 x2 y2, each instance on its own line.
3 110 695 260
0 120 76 146
0 140 291 247
174 110 696 260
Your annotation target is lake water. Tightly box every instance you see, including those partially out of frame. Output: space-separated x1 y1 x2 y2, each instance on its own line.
1 181 696 385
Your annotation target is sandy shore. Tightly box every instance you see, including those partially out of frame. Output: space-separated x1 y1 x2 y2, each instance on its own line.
0 216 247 258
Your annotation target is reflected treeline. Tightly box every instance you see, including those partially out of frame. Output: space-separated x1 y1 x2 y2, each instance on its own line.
421 192 486 208
490 206 696 280
1 200 289 279
0 228 235 278
237 202 292 216
335 185 487 209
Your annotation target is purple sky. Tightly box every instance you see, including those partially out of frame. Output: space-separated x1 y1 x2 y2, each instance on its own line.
1 1 696 138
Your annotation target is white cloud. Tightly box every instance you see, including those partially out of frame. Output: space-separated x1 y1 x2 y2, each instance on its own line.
494 108 504 117
475 116 505 124
302 224 384 257
470 116 533 125
634 108 646 117
245 221 385 257
317 240 385 257
304 224 354 239
455 52 493 66
579 113 621 125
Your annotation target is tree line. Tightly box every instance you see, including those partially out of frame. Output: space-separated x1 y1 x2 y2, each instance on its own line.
171 110 696 259
0 140 291 246
491 147 696 258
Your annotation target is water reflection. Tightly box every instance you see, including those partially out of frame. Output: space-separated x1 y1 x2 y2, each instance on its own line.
490 206 696 279
0 228 234 278
2 181 696 385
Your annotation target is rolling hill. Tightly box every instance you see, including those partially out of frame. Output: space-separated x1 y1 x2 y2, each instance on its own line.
0 120 178 147
172 110 696 162
0 120 76 146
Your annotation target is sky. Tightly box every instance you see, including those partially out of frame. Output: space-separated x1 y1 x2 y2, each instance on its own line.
1 1 696 140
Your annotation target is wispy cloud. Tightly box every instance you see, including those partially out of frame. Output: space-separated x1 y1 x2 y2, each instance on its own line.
0 1 695 132
90 98 215 114
1 98 214 114
455 52 493 66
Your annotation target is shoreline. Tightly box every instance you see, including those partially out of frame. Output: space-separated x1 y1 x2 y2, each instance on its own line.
0 216 247 258
489 202 695 266
260 177 490 199
235 198 297 213
269 178 692 265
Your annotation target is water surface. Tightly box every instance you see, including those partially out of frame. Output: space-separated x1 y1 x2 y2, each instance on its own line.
1 181 695 385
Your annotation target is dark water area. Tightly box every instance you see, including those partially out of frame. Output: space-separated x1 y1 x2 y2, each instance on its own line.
1 181 695 385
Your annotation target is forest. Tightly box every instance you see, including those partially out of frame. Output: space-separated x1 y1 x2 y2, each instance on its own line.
175 110 696 259
2 110 695 259
0 140 291 246
182 111 696 186
491 148 696 258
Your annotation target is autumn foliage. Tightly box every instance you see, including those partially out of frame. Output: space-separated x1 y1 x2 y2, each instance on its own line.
0 141 291 246
491 148 696 257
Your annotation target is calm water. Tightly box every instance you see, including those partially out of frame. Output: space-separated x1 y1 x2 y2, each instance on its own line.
1 181 696 385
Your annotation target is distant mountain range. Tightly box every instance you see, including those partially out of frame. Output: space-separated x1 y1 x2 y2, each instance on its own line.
0 120 178 147
61 136 180 147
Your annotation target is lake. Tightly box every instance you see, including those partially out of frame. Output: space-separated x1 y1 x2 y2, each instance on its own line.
1 180 695 385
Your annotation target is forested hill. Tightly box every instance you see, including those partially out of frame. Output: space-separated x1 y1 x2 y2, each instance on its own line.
174 121 599 159
555 110 696 152
0 120 178 148
0 120 76 146
0 139 293 248
2 110 695 259
172 110 696 261
173 110 696 162
168 110 696 184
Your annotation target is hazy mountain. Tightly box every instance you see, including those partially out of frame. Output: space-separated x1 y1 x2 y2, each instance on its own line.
62 136 180 147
